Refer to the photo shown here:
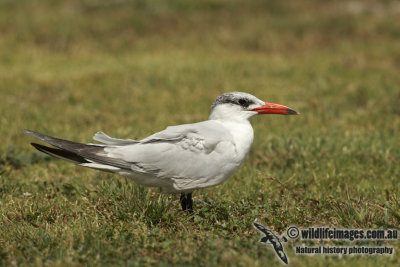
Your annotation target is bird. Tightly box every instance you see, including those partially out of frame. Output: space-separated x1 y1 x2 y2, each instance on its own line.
253 222 288 264
25 92 298 212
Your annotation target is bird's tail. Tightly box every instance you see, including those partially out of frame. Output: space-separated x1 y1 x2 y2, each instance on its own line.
25 129 130 171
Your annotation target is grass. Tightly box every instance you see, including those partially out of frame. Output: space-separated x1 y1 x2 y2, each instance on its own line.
0 0 399 266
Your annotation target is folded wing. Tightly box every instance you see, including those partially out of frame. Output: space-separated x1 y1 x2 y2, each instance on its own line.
26 121 238 192
103 121 238 182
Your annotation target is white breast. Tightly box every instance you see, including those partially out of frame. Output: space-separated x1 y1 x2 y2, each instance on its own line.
218 120 254 163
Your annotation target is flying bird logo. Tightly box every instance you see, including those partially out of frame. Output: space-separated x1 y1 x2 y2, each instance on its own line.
253 222 289 264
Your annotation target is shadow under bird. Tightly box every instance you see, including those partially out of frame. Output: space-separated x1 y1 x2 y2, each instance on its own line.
26 92 298 211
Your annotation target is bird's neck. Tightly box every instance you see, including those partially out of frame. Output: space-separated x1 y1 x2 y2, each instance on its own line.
208 105 255 161
214 118 254 161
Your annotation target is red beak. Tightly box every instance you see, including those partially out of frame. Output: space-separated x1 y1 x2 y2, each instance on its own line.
250 102 299 115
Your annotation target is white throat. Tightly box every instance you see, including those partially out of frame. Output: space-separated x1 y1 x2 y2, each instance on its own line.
209 105 256 162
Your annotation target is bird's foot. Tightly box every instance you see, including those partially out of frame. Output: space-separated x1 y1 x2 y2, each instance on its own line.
180 192 193 213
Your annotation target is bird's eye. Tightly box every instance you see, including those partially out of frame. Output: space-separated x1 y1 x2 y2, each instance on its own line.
238 99 249 107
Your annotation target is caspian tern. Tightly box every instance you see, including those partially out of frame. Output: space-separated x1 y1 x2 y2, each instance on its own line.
25 92 298 211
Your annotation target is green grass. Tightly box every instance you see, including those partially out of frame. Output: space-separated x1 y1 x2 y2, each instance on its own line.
1 0 400 266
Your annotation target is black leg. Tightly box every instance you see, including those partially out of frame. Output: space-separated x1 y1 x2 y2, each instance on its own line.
186 192 193 212
180 192 193 212
180 193 187 211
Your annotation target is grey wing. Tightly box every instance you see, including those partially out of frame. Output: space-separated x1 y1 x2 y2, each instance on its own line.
104 121 238 190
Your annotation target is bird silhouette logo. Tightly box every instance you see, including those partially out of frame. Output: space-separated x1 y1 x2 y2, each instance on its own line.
254 222 289 264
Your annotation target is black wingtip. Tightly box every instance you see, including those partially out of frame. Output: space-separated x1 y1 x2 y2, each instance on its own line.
24 129 45 140
30 142 53 154
24 129 36 134
24 129 33 135
30 142 89 164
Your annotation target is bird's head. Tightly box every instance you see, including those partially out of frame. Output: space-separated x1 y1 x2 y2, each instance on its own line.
209 92 299 121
